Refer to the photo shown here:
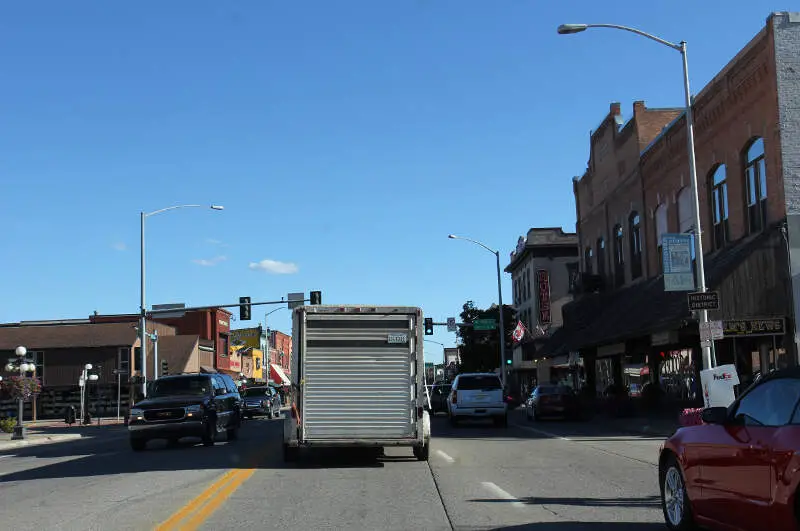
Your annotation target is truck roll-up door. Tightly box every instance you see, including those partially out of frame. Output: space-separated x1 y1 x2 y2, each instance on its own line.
301 313 416 440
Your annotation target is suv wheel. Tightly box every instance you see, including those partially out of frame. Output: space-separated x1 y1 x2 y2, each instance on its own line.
130 437 147 452
202 419 216 447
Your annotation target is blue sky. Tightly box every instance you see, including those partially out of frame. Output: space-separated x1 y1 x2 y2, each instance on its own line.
0 1 776 363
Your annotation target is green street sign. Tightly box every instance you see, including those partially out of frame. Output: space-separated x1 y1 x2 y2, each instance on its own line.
473 319 497 331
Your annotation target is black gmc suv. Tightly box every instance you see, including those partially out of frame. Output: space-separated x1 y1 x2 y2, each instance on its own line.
128 373 242 451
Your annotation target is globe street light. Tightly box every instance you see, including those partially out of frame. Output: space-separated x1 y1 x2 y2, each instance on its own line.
140 204 224 396
10 345 36 440
556 22 712 370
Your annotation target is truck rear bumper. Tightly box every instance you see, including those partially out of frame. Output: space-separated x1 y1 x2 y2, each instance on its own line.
287 438 424 448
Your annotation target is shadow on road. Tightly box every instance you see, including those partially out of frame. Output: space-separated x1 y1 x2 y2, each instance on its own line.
469 495 660 509
484 523 663 530
0 417 412 483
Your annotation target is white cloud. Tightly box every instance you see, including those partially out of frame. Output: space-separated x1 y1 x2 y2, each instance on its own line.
248 259 299 274
207 238 223 245
192 255 227 267
112 242 127 251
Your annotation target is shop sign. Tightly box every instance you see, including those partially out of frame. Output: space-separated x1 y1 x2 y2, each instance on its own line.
537 269 551 324
723 317 785 337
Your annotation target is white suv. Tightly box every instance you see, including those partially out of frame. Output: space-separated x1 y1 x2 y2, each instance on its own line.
447 373 507 427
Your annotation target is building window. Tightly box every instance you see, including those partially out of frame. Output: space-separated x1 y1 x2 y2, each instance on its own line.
566 261 579 293
655 204 668 273
710 164 729 248
584 247 593 274
613 224 624 286
596 238 606 279
118 347 130 373
25 351 44 385
745 138 767 233
628 212 643 279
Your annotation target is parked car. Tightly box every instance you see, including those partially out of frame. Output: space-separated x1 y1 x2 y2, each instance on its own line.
447 373 507 427
241 386 282 419
427 383 452 414
658 367 800 530
128 373 242 451
525 385 581 420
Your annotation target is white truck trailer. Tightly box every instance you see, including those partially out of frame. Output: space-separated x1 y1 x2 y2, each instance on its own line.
283 305 431 462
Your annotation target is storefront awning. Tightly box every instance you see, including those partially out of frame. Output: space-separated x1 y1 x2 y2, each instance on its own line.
270 364 291 386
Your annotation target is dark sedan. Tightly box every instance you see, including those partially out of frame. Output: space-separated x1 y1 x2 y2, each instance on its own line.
525 384 581 420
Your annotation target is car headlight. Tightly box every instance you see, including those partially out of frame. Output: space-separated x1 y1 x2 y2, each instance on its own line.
186 404 203 417
130 408 144 419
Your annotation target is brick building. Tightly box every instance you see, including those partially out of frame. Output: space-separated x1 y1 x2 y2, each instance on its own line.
268 329 292 386
539 12 800 401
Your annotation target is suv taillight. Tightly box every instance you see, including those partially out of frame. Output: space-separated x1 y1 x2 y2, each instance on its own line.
451 390 458 404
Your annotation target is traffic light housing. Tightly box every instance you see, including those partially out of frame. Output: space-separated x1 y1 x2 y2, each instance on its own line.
310 290 322 305
161 359 169 376
240 296 251 321
506 358 512 365
424 318 434 336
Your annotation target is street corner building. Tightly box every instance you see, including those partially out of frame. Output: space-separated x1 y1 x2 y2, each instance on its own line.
534 12 800 402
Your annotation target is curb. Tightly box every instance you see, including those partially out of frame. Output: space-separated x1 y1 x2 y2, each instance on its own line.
0 433 84 451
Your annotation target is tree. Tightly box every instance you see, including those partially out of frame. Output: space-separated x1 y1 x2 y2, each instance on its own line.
457 300 516 373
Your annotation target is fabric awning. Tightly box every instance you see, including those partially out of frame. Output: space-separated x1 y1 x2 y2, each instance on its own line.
270 364 291 386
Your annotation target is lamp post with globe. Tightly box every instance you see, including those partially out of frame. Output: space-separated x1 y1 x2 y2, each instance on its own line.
6 346 37 440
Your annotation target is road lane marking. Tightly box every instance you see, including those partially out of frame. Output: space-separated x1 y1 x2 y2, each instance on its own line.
481 481 525 508
511 422 572 441
154 469 241 531
435 450 455 463
178 467 257 530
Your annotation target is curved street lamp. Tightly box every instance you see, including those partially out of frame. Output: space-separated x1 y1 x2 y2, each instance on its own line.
448 234 508 387
139 204 224 396
556 22 712 370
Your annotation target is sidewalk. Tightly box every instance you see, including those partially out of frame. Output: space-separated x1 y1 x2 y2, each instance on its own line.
0 418 128 451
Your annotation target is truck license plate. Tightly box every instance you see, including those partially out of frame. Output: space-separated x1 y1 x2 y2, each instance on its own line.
387 333 408 344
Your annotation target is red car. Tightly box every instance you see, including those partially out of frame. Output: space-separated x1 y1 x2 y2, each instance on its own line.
658 367 800 530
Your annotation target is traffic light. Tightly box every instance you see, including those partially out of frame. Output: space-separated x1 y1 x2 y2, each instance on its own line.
506 358 512 365
424 318 434 335
240 296 251 321
161 359 169 376
310 290 322 305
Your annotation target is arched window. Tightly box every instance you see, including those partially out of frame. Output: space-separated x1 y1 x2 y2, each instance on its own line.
745 138 767 233
596 237 606 279
628 212 643 279
584 247 593 275
613 224 624 287
709 164 729 248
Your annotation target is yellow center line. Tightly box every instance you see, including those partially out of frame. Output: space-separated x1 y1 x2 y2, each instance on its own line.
178 468 257 530
155 456 261 531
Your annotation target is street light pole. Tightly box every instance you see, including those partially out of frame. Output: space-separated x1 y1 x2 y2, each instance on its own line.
448 235 508 388
139 204 224 397
8 346 35 440
556 23 713 371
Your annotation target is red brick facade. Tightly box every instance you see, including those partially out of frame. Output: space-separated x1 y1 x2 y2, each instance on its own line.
574 102 683 287
641 26 785 276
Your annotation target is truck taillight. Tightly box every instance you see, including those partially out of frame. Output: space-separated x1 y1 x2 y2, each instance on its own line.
451 391 457 404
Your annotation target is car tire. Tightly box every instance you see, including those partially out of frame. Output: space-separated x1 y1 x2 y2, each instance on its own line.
660 455 696 530
283 443 297 463
202 420 216 447
413 442 430 461
130 437 147 452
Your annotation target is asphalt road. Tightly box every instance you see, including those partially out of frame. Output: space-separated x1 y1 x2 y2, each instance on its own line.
0 410 669 531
